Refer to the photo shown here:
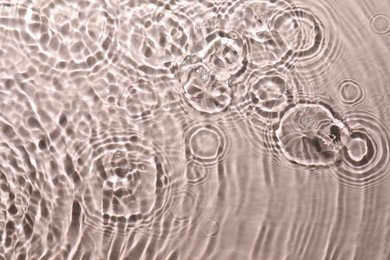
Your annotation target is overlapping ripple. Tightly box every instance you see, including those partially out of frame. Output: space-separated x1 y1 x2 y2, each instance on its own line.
2 0 390 258
0 117 73 259
183 121 231 187
329 109 390 191
73 124 173 231
261 94 351 177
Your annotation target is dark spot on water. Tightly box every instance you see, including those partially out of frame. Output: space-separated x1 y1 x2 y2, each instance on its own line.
2 123 16 138
23 213 34 239
6 221 15 234
8 204 17 215
144 46 153 58
64 154 75 176
59 114 68 127
330 125 341 144
39 139 48 150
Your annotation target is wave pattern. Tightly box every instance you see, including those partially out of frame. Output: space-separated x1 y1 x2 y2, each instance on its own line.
1 0 390 259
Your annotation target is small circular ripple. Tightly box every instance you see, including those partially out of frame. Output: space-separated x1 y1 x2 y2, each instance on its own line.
164 185 211 239
336 78 365 106
330 109 390 191
74 125 173 234
200 217 220 238
182 122 231 190
366 92 390 117
370 12 390 35
117 77 163 122
183 122 231 167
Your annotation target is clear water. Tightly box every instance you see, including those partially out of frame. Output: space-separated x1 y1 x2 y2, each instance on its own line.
1 0 390 259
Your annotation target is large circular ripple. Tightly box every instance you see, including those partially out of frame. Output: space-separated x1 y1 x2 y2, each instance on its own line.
268 4 326 63
263 96 351 171
268 0 345 87
329 109 390 191
73 125 176 236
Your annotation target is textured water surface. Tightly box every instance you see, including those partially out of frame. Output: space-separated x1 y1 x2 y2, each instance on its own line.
1 0 390 259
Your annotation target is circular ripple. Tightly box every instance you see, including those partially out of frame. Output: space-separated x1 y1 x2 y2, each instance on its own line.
184 160 215 187
267 3 328 66
188 23 249 79
330 109 390 191
117 78 163 122
175 19 249 119
336 78 365 106
265 95 351 167
235 65 298 122
183 122 231 167
271 1 345 89
169 189 197 220
370 13 390 35
164 185 212 238
366 92 390 118
175 55 233 118
74 125 173 234
200 217 220 238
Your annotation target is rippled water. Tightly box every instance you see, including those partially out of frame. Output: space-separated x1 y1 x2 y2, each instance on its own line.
1 0 390 259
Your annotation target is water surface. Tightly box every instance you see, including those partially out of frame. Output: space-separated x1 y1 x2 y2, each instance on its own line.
1 0 390 259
